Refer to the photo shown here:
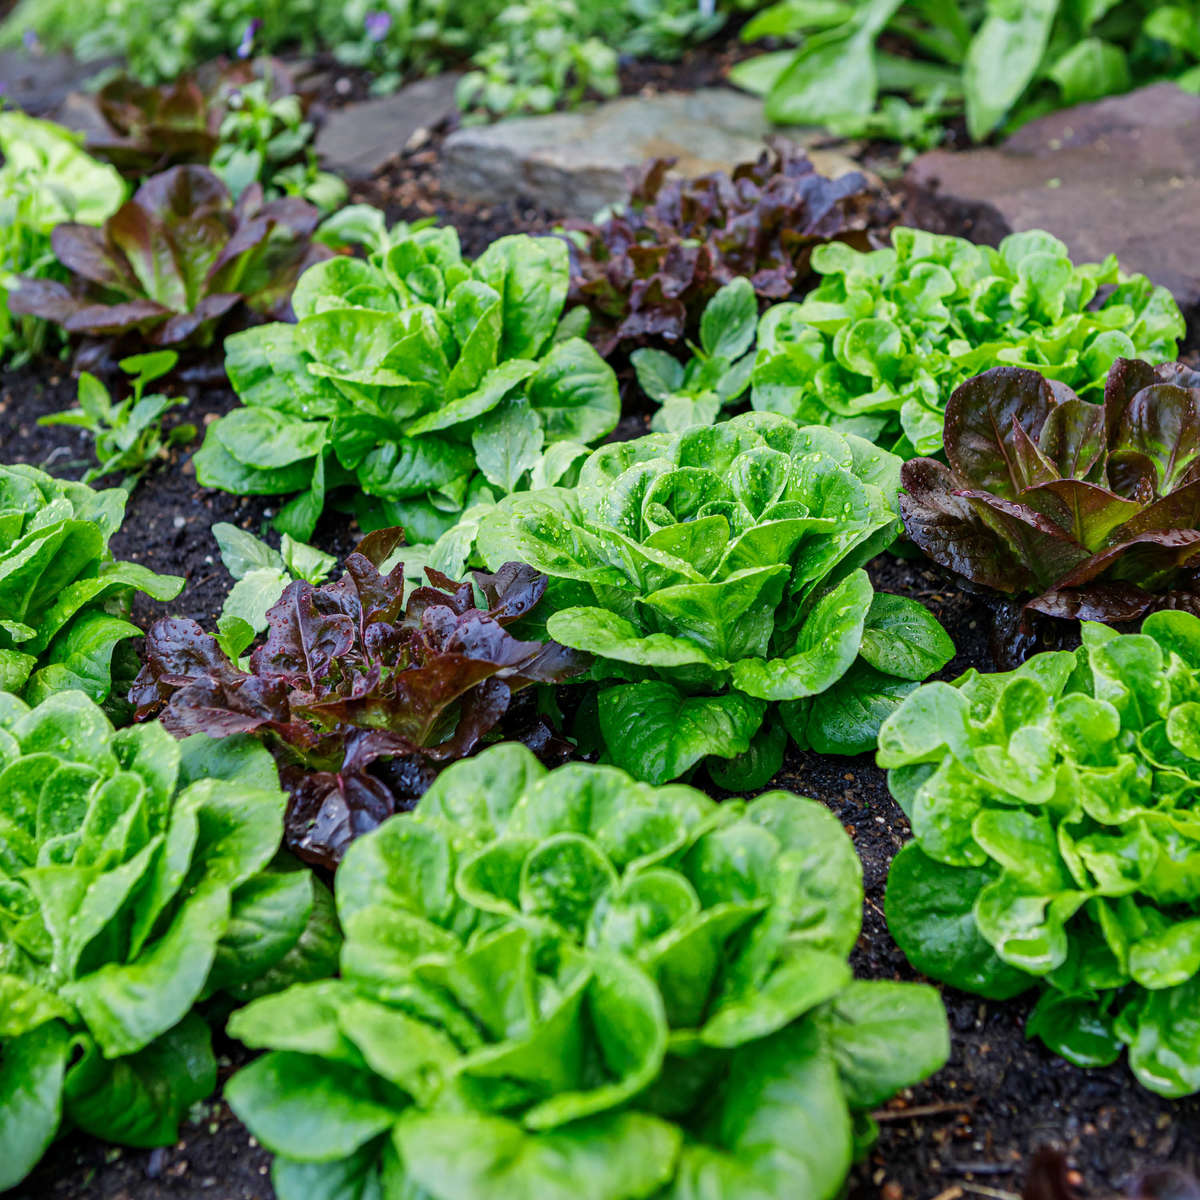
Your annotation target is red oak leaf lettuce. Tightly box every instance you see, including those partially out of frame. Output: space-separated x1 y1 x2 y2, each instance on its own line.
901 358 1200 651
131 529 583 866
9 164 329 347
564 140 889 355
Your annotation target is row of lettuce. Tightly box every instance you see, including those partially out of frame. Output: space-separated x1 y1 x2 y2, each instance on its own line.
3 0 1200 142
5 115 1200 1193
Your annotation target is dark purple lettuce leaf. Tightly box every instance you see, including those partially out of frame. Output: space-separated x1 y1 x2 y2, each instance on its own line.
132 532 585 866
87 58 305 178
10 164 329 348
902 358 1200 649
564 140 891 355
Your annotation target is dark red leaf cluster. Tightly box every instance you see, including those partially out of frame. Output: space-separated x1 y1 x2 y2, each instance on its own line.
10 164 329 348
563 140 890 355
131 529 584 866
902 359 1200 648
86 58 303 177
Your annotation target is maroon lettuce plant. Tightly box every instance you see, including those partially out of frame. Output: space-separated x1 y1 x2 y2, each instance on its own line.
131 529 583 867
901 358 1200 653
564 141 888 355
86 57 302 177
10 164 328 347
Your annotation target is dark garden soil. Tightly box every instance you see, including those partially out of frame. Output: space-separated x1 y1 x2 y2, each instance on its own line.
4 29 1200 1200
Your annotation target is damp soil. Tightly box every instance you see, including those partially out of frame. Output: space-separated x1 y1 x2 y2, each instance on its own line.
4 34 1199 1200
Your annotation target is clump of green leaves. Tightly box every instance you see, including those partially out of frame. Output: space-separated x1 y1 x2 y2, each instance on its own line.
197 226 619 545
0 111 126 365
0 691 340 1191
752 228 1184 457
210 521 337 660
633 277 757 434
478 412 953 785
0 462 182 705
732 0 1200 147
39 351 195 487
456 0 618 120
225 741 949 1200
880 612 1200 1096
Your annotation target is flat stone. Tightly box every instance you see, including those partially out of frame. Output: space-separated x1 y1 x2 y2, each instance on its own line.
441 88 845 219
0 49 118 116
315 74 460 178
906 82 1200 314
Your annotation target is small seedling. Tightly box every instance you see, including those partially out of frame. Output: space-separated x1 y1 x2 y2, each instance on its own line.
40 350 195 487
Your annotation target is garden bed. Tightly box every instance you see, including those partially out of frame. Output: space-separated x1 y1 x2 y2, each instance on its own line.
4 15 1200 1200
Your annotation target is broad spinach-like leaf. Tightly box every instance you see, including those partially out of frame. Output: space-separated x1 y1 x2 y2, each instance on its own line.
225 743 949 1200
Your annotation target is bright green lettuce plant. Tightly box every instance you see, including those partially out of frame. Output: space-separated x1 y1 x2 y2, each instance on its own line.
880 612 1200 1097
0 691 341 1191
0 463 183 704
633 277 757 435
197 227 618 544
0 111 125 364
225 742 949 1200
477 412 953 785
751 227 1184 457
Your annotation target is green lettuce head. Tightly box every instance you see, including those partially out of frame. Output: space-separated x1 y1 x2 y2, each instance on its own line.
752 227 1184 457
881 612 1200 1096
226 742 949 1200
196 225 619 544
0 691 340 1190
0 462 183 706
477 411 953 785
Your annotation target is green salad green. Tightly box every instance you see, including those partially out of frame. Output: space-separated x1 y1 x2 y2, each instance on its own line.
881 613 1200 1096
752 227 1184 457
226 743 949 1200
477 412 953 784
0 692 340 1190
0 462 183 705
197 224 618 544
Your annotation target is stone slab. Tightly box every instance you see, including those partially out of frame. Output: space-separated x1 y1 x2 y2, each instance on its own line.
315 74 461 178
906 82 1200 314
0 49 117 116
440 88 854 219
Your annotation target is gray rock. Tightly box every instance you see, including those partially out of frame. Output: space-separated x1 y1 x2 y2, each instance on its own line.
441 88 849 219
51 91 110 142
315 74 460 179
906 82 1200 313
0 50 117 116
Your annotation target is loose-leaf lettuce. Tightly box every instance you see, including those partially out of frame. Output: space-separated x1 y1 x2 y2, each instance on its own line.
225 742 949 1200
10 164 329 349
901 358 1200 651
477 411 953 784
0 462 183 705
0 690 339 1191
131 528 584 866
564 142 885 355
752 228 1184 457
0 111 126 364
880 612 1200 1096
196 226 619 543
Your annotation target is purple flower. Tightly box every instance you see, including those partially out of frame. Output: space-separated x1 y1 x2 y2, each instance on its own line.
22 29 39 51
364 10 392 42
235 18 261 59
